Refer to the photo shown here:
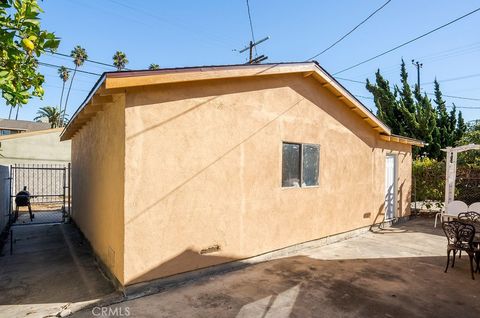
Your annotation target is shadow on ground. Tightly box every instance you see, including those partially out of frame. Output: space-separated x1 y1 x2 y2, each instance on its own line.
72 217 480 318
0 223 116 317
75 254 480 318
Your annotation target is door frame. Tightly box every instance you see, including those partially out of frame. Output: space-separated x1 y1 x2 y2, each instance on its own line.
384 154 397 221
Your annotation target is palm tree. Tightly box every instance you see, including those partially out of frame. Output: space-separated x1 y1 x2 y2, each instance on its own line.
57 66 70 114
113 51 128 71
62 45 88 126
34 106 67 128
148 63 160 70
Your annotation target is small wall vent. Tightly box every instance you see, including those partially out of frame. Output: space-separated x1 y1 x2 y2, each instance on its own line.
200 244 221 255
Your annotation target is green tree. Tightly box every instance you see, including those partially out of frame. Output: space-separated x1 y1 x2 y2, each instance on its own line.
397 60 415 113
113 51 128 71
148 63 159 70
414 89 440 158
34 106 66 128
396 60 418 139
365 60 469 159
455 110 467 142
366 70 403 134
0 0 60 109
57 66 69 114
456 121 480 167
432 79 450 149
62 45 88 126
447 103 457 146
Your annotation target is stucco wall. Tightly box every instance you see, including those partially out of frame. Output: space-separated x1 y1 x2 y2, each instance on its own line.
121 74 413 285
71 96 125 284
0 129 70 165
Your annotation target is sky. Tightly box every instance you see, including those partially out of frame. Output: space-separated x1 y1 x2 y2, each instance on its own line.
2 0 479 123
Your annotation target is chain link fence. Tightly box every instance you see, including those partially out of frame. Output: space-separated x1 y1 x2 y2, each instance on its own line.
412 158 480 214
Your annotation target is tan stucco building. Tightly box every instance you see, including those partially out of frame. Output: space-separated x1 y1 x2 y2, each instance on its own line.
0 128 71 165
61 62 422 288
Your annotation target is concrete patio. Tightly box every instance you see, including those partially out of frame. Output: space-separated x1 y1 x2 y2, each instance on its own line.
2 217 480 318
71 217 480 318
0 223 117 318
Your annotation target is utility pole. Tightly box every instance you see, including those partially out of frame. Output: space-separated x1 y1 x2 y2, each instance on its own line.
239 36 269 64
411 59 423 91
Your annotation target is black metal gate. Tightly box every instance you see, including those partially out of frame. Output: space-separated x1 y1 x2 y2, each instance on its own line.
9 163 71 225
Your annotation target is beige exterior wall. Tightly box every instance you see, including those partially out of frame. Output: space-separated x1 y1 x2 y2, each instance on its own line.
71 96 126 284
120 74 412 285
0 128 70 165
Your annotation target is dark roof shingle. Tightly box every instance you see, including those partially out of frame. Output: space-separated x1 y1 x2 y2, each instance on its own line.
0 119 51 132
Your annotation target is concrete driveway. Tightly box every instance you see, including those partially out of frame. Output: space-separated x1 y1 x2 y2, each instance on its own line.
0 223 116 318
73 217 480 318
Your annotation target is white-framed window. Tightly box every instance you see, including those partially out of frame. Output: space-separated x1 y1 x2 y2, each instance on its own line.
282 142 320 188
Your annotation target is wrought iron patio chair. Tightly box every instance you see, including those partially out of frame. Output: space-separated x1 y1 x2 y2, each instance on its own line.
458 211 480 224
457 212 480 259
442 221 479 280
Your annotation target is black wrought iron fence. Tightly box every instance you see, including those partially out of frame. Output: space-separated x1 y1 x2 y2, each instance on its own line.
10 163 71 225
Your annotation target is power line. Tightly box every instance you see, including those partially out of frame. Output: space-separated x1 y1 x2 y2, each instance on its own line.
38 62 101 76
452 105 480 109
333 6 480 75
246 0 257 56
43 83 90 93
47 51 117 69
338 77 480 106
354 94 480 109
106 0 233 49
422 73 480 85
354 94 374 100
14 32 119 70
307 0 392 60
336 77 480 101
440 94 480 101
336 77 366 84
337 41 480 80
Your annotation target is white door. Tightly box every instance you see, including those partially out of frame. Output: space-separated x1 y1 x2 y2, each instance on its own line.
385 155 397 221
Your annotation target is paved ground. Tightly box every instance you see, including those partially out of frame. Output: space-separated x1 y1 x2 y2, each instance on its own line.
15 209 64 225
71 217 480 318
0 223 116 318
2 218 480 318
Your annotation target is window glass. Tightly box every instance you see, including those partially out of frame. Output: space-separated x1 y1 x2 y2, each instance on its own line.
302 145 320 186
282 143 301 187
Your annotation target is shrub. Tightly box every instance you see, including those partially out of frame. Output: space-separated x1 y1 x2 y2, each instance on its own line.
413 157 480 206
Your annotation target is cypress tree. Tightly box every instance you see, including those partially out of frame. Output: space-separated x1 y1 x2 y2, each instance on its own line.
455 111 467 143
396 59 418 139
414 90 440 158
365 60 466 159
433 79 450 149
366 70 403 134
447 104 457 146
397 60 416 113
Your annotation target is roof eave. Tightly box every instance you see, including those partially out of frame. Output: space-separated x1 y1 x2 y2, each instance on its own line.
61 62 395 141
380 134 425 147
60 74 107 141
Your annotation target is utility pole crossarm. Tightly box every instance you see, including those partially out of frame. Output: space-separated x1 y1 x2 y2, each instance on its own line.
238 36 270 64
